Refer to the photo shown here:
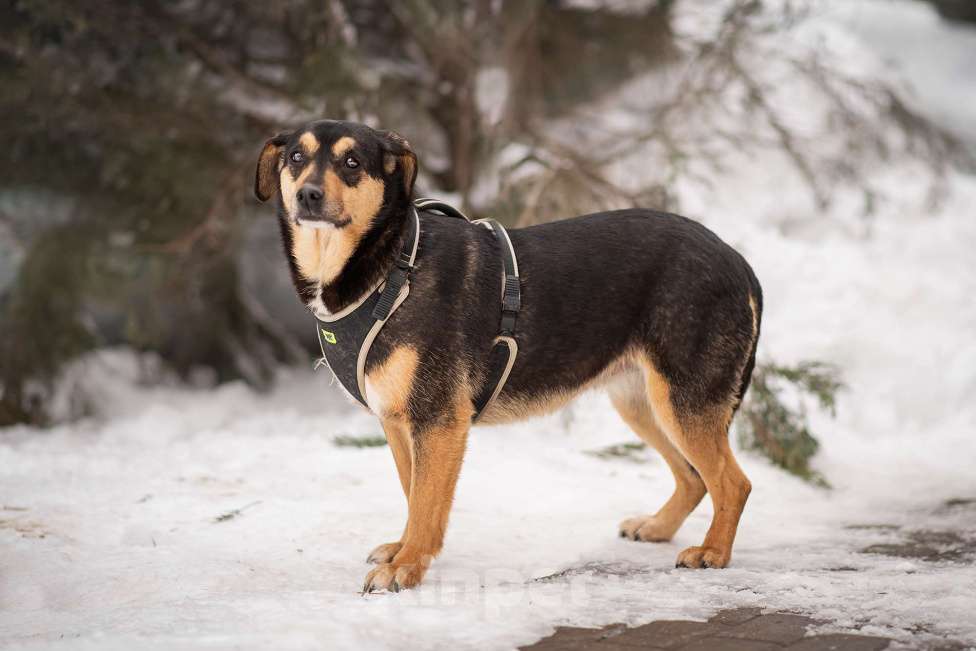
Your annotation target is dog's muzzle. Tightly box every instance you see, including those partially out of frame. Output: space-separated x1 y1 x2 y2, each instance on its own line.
295 184 351 228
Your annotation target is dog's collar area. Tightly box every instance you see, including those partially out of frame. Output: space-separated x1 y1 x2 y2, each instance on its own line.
312 198 520 422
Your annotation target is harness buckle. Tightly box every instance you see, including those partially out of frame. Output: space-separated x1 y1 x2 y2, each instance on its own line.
502 274 521 312
372 264 409 321
395 250 412 271
498 273 520 336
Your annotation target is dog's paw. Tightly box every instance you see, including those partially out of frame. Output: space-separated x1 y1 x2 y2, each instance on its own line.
366 541 402 565
361 550 432 594
675 545 730 569
618 515 675 542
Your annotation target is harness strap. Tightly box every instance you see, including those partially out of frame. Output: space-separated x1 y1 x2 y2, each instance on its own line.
487 219 521 337
415 200 520 419
413 197 471 222
312 198 518 423
472 218 521 420
371 208 420 321
313 207 420 409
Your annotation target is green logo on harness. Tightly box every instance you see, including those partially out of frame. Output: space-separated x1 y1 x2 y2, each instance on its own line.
320 328 337 344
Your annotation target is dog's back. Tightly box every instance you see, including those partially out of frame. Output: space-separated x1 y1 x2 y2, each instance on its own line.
389 209 762 428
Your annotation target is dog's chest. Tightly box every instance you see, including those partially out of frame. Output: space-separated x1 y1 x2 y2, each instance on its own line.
307 286 332 320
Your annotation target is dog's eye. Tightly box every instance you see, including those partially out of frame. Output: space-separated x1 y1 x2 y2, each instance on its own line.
345 156 359 169
290 151 304 164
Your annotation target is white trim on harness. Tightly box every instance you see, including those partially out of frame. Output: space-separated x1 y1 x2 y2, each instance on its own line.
355 280 411 406
315 279 384 323
471 218 520 419
479 335 518 418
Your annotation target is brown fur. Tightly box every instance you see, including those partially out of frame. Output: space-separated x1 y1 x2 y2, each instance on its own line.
610 372 707 542
477 353 636 425
365 346 419 419
636 355 751 568
381 130 417 194
299 131 321 157
331 136 356 157
363 392 472 592
365 418 413 566
284 167 385 287
280 162 316 227
254 140 284 201
361 347 420 568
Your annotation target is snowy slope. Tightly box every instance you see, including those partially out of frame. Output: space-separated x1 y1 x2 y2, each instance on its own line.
3 1 976 649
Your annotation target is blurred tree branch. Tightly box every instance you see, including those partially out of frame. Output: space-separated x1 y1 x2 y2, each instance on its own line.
502 0 970 227
1 0 972 425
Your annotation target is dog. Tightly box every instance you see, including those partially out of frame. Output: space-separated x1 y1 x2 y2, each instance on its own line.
254 120 763 593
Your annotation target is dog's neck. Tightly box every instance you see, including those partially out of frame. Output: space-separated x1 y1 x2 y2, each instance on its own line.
284 200 410 318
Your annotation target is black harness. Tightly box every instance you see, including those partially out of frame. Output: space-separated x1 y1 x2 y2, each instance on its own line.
313 198 520 422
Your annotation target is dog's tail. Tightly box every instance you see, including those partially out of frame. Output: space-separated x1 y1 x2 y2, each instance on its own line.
734 274 763 413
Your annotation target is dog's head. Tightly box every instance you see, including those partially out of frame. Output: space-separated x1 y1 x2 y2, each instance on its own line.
253 120 417 229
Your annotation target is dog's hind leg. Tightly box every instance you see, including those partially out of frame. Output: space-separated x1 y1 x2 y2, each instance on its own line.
610 372 707 542
641 362 751 569
366 419 413 564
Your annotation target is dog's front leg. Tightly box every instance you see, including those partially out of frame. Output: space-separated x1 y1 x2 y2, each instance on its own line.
362 417 469 593
366 419 413 565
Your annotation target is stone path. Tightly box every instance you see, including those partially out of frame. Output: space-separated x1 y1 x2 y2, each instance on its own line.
522 498 976 650
519 607 971 650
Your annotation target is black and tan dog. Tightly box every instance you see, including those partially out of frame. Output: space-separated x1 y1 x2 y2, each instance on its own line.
254 120 762 593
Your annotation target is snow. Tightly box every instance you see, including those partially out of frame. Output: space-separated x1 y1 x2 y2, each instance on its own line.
835 0 976 143
3 1 976 650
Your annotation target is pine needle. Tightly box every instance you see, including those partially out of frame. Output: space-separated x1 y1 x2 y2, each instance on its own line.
736 360 843 488
213 500 262 523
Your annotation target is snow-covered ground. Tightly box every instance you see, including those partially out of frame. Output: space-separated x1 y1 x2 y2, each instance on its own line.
3 1 976 649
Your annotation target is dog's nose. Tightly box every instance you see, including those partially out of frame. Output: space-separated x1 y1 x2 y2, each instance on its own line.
296 185 324 212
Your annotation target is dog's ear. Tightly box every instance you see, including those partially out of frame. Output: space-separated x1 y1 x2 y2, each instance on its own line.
379 130 418 198
254 132 291 202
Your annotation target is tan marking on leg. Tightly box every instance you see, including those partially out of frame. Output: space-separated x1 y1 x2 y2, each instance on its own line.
383 419 413 498
639 355 751 569
363 393 472 592
299 131 320 157
641 358 682 437
366 418 413 565
610 373 706 542
331 136 357 157
364 347 419 420
672 414 751 569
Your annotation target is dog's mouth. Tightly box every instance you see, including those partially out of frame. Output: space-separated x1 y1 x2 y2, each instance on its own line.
295 213 352 229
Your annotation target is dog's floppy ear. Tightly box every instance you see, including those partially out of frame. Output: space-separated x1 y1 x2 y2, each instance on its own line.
379 130 418 198
254 132 291 202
